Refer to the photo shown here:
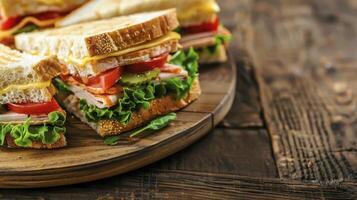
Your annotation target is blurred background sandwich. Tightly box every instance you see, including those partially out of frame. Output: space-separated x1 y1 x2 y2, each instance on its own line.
56 0 232 64
0 0 87 46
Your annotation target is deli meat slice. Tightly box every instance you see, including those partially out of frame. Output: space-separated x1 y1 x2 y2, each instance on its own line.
70 85 120 108
181 26 231 49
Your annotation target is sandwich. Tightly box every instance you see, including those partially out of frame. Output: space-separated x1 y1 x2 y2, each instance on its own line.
0 44 67 149
15 9 201 137
56 0 232 64
0 0 87 46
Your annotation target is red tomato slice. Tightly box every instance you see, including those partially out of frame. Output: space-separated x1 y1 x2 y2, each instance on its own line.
86 67 123 91
1 16 22 30
182 16 220 34
8 98 61 115
0 11 62 31
125 54 168 74
0 36 15 46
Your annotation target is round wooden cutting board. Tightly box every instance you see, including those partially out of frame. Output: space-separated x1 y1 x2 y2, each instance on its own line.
0 53 237 188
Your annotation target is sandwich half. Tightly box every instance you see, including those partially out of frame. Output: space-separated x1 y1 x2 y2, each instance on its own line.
56 0 232 64
15 9 201 137
0 44 67 149
0 0 87 46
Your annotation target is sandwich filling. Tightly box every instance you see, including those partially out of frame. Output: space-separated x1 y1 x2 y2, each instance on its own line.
56 48 199 126
0 11 66 45
0 98 66 148
178 14 232 58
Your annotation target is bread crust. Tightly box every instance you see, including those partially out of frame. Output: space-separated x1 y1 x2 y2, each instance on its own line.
64 80 201 137
5 133 67 149
34 56 67 81
84 9 179 56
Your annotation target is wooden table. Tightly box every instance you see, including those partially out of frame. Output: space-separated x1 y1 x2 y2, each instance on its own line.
1 0 356 199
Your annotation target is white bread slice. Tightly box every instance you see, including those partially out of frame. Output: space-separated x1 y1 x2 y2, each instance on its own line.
57 0 219 27
6 133 66 149
0 0 87 19
63 80 201 137
0 44 64 104
56 0 122 27
15 9 179 77
0 85 57 105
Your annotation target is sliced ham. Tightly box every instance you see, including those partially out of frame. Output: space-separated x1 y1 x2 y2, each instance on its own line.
159 64 188 80
0 112 50 124
63 76 122 95
181 26 231 49
181 31 218 44
66 64 188 109
0 112 28 122
69 85 120 108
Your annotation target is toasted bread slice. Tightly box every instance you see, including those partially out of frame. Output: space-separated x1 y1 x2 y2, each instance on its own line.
63 80 201 137
5 133 67 149
0 44 64 104
15 9 179 77
0 0 87 19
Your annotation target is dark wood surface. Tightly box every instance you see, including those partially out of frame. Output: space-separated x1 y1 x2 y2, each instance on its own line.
1 0 357 199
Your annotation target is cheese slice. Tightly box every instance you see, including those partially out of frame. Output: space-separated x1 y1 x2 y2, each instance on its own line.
67 32 181 68
35 0 65 5
178 0 220 22
0 17 58 39
0 81 51 95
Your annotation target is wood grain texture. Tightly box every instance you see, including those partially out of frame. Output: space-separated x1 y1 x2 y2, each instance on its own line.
236 0 357 183
0 128 280 199
0 54 236 188
152 128 277 177
220 42 263 128
1 171 355 200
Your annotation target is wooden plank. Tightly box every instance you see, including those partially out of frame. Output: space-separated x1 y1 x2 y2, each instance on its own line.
220 44 263 128
236 0 357 183
153 128 277 177
0 171 355 199
183 53 237 127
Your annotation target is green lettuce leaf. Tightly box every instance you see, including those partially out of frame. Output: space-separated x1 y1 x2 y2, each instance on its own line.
80 83 157 124
197 34 232 55
48 111 66 126
0 124 12 145
80 49 199 124
0 111 66 147
129 112 177 137
13 24 38 35
53 78 72 93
